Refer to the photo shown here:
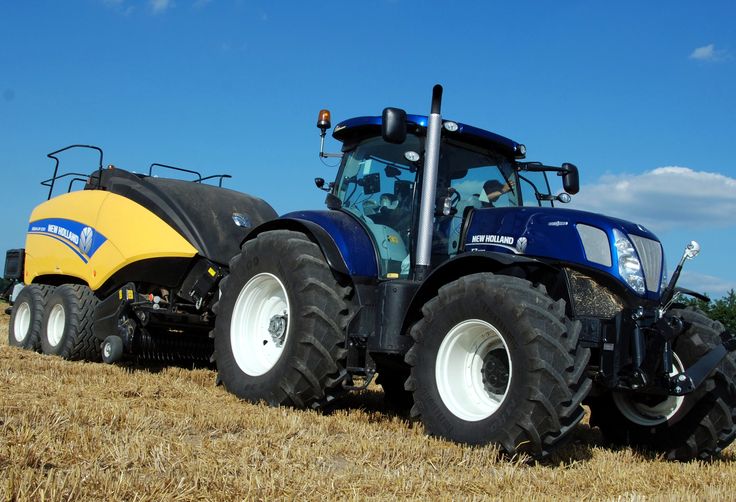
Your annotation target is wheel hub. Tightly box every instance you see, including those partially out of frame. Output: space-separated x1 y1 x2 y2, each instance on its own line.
13 302 31 342
481 348 510 395
47 303 66 347
230 272 291 376
435 319 512 422
268 313 288 347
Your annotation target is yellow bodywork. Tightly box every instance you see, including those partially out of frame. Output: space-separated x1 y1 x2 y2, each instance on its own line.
25 190 197 291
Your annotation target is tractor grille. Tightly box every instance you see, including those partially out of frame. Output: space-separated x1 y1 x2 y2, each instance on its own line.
629 235 663 293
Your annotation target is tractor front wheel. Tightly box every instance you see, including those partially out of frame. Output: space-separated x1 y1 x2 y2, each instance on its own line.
405 273 591 458
589 307 736 460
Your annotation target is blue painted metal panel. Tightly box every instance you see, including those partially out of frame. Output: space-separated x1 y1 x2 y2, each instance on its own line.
281 210 378 278
333 114 521 157
464 207 663 300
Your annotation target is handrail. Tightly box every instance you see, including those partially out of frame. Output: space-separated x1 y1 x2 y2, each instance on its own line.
40 147 232 199
40 171 90 187
45 145 103 200
149 163 202 182
149 163 231 187
67 177 90 192
198 174 232 187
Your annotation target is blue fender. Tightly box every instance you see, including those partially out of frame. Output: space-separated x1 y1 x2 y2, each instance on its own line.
246 210 378 279
400 251 559 335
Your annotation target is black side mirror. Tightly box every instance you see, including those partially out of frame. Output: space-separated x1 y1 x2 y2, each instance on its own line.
382 107 407 144
561 163 579 195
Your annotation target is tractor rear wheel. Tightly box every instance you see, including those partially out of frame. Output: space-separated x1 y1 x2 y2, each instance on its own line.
375 358 413 413
213 230 350 409
405 273 591 458
8 285 53 350
40 284 100 361
589 307 736 460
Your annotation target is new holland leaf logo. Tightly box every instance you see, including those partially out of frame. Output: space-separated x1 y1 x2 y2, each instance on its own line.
79 226 94 255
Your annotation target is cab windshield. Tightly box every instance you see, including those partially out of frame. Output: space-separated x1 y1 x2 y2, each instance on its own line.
334 134 519 277
434 140 518 257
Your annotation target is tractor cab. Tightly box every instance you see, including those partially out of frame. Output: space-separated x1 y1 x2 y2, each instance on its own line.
318 111 576 278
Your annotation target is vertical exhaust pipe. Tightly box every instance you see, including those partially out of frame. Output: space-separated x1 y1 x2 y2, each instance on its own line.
413 84 443 281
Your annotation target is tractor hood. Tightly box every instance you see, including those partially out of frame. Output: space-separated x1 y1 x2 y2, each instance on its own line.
463 206 666 300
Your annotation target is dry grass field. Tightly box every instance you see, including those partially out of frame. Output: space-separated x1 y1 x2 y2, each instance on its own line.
2 300 736 501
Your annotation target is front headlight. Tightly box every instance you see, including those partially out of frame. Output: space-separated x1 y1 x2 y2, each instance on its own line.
613 229 645 295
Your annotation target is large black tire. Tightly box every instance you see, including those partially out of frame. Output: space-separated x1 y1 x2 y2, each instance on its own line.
8 285 54 350
375 357 413 413
40 284 101 361
213 230 350 409
589 307 736 460
405 273 591 458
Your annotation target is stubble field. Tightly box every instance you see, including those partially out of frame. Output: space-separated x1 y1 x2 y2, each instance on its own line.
2 301 736 500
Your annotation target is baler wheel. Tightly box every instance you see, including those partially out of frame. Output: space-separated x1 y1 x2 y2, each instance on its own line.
8 285 53 350
101 335 124 364
40 284 100 361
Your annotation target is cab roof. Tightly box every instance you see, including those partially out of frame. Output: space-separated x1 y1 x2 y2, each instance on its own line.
332 114 524 158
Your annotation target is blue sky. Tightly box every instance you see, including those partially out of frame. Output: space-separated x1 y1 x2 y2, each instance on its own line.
1 1 734 296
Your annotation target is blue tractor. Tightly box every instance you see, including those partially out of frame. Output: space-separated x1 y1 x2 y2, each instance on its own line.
212 86 736 459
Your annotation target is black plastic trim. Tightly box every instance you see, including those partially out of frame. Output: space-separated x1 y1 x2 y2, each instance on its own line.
246 218 352 277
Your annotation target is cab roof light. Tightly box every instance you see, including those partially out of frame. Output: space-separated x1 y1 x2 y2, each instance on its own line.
515 144 527 159
317 109 331 133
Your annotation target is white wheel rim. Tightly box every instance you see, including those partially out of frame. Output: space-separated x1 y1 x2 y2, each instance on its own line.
13 302 31 342
47 303 66 348
103 343 112 358
436 319 512 422
613 353 685 426
230 272 290 376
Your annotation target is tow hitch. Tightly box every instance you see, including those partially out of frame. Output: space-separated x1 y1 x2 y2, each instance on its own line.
668 331 736 395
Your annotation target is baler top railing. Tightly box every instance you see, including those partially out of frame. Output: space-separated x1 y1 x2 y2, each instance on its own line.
44 144 104 199
148 163 232 187
198 174 232 187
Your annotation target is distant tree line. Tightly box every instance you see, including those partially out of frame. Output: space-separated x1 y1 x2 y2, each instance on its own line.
684 289 736 333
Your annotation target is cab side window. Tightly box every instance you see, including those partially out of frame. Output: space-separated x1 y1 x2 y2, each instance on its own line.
519 171 553 207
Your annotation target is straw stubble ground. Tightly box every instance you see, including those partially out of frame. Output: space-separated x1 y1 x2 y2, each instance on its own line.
1 301 736 500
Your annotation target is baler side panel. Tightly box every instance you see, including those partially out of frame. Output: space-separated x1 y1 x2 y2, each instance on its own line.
25 191 197 291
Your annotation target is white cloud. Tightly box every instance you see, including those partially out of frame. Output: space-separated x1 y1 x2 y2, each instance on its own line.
679 271 736 298
100 0 134 14
568 166 736 232
150 0 173 14
689 43 729 62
